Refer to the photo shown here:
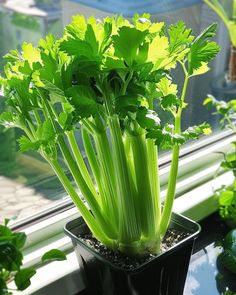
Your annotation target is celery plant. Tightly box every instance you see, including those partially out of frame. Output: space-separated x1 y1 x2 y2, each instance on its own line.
0 15 219 255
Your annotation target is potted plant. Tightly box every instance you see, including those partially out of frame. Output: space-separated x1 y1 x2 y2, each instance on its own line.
203 0 236 100
0 14 219 294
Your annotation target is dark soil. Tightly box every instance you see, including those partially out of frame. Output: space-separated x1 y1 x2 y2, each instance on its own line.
78 228 191 271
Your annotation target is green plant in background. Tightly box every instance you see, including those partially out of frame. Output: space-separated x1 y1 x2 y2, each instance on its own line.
0 97 16 178
203 0 236 82
204 0 236 46
204 96 236 227
11 13 40 32
218 229 236 274
0 14 219 256
216 229 236 294
0 219 66 295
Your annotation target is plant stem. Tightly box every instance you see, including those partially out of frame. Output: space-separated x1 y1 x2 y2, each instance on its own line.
66 130 98 197
147 138 161 232
48 157 115 247
146 100 161 233
123 133 136 191
33 109 42 125
160 74 189 236
58 135 116 238
81 127 102 194
93 130 119 228
109 115 141 252
129 132 161 252
121 70 133 95
39 91 116 238
81 127 118 238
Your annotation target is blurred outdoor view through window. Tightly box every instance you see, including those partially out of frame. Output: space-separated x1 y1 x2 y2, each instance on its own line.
0 0 231 224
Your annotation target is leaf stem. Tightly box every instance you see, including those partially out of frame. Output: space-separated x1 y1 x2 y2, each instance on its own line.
39 90 116 238
160 73 189 236
109 115 141 251
93 130 119 228
66 130 98 198
121 70 133 95
47 157 115 247
128 132 160 252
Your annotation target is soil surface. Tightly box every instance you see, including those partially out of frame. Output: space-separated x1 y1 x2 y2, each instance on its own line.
78 228 191 271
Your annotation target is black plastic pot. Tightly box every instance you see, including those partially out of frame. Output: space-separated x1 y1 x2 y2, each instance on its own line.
64 212 200 295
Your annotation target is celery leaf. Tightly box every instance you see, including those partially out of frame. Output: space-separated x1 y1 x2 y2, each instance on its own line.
188 23 220 75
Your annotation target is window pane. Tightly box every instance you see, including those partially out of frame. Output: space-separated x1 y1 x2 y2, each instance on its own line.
0 1 229 224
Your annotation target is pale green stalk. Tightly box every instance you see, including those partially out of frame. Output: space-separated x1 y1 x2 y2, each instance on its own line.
109 115 141 253
46 156 116 248
93 130 119 230
160 74 189 237
81 127 104 196
39 91 116 239
146 99 161 239
128 132 160 252
147 139 161 233
66 130 98 198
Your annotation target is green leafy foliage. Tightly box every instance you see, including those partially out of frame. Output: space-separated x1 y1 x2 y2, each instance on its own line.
188 24 220 75
217 181 236 228
146 124 185 149
112 27 148 66
218 229 236 274
41 249 67 262
168 20 193 54
182 123 212 140
204 95 236 228
204 96 236 129
0 220 66 294
14 268 36 291
0 14 219 255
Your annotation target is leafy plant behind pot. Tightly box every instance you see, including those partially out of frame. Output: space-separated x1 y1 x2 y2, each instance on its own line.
0 14 219 256
216 229 236 294
0 219 66 294
204 96 236 227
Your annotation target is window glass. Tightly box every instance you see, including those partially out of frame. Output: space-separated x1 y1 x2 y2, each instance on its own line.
0 0 230 223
